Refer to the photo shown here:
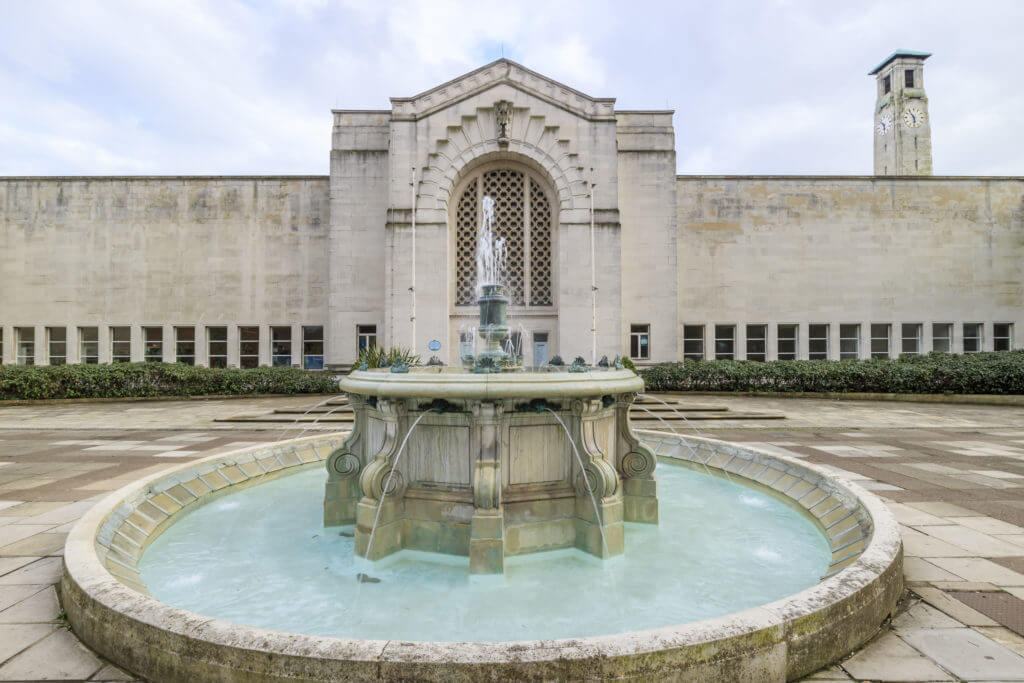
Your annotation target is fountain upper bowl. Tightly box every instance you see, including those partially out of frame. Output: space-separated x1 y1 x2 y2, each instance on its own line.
339 367 643 399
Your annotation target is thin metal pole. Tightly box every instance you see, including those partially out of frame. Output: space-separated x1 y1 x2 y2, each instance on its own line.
589 172 597 365
410 167 417 354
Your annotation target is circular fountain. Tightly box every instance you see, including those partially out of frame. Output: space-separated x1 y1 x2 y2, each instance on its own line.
59 194 903 680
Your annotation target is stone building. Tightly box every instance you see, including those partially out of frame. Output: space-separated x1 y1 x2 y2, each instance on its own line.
1 52 1021 370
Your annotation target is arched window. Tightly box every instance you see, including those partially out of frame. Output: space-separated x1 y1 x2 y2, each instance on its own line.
454 167 553 307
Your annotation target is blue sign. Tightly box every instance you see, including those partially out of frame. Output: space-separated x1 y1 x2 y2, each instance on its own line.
428 339 441 351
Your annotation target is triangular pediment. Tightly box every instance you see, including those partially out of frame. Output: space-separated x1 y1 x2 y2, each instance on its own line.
389 59 616 122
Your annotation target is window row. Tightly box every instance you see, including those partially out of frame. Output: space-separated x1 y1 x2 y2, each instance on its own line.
627 322 1015 361
0 326 326 369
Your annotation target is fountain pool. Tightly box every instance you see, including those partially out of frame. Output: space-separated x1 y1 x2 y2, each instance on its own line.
139 462 830 642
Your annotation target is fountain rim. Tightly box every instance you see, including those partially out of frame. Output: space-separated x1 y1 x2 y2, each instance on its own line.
339 366 644 399
60 431 902 680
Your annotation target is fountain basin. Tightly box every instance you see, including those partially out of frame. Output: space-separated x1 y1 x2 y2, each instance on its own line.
326 368 658 573
60 430 902 681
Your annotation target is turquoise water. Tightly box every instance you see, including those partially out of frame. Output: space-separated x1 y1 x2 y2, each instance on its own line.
139 462 830 642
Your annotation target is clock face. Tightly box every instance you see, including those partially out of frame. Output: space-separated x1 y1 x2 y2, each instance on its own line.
875 114 892 135
903 108 926 128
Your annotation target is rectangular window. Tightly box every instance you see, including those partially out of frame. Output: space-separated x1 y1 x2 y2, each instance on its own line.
683 325 704 360
905 69 915 88
883 74 891 94
715 324 735 360
963 323 983 354
901 323 922 356
173 327 194 365
745 324 766 361
839 324 860 360
78 327 99 364
777 324 798 360
809 324 829 360
16 327 35 365
932 323 952 353
630 324 650 360
239 326 260 369
47 327 66 366
110 326 131 362
302 325 324 370
207 327 228 368
143 327 163 362
994 323 1013 352
357 324 377 357
870 324 891 359
271 326 292 367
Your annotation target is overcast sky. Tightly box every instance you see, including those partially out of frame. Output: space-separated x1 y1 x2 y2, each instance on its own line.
1 0 1021 176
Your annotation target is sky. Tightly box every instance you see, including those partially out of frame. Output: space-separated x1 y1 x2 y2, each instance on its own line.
1 0 1022 176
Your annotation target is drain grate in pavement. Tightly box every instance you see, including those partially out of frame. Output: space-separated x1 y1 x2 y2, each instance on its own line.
949 591 1024 636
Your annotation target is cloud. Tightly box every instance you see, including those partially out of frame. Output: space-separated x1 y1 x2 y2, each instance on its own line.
0 0 1021 175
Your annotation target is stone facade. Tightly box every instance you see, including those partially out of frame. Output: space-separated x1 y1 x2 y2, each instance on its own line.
0 57 1020 369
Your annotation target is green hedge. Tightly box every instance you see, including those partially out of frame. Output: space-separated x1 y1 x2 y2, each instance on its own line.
0 363 340 400
640 351 1024 395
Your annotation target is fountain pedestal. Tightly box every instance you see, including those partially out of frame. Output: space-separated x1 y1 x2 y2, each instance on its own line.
324 369 658 574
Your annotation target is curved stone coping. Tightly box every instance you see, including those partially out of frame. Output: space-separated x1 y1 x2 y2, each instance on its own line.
61 430 902 682
340 367 643 399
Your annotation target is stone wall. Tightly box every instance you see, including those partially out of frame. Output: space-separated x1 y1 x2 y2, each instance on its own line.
0 177 329 365
676 176 1024 358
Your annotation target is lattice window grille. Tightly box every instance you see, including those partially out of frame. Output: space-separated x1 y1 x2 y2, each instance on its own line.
529 180 553 306
455 179 479 306
454 169 553 308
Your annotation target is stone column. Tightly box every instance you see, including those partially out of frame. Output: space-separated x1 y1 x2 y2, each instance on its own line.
470 401 504 574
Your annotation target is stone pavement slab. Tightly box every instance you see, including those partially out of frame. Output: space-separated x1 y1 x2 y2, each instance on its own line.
901 627 1024 680
841 631 954 681
0 628 104 680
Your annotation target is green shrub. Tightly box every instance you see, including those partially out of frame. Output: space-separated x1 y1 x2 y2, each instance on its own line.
355 346 421 369
640 351 1024 395
0 363 340 401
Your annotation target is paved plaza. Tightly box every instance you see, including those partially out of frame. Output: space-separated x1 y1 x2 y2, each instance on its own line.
1 395 1023 680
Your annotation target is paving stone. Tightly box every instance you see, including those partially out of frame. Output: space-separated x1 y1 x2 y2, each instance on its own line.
915 587 1000 626
892 601 963 630
801 664 851 679
0 525 55 548
886 502 949 526
930 581 1002 591
841 630 955 681
89 663 139 681
0 557 39 577
901 627 1024 680
957 516 1024 535
912 525 1024 557
907 501 982 517
0 623 56 665
0 585 48 612
0 557 62 585
900 526 975 558
0 586 60 623
0 532 67 557
22 501 96 527
0 627 104 680
948 591 1024 636
928 558 1024 586
0 502 66 518
904 557 966 583
976 625 1024 657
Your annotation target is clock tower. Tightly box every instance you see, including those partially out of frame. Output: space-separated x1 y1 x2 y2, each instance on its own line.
870 50 932 175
